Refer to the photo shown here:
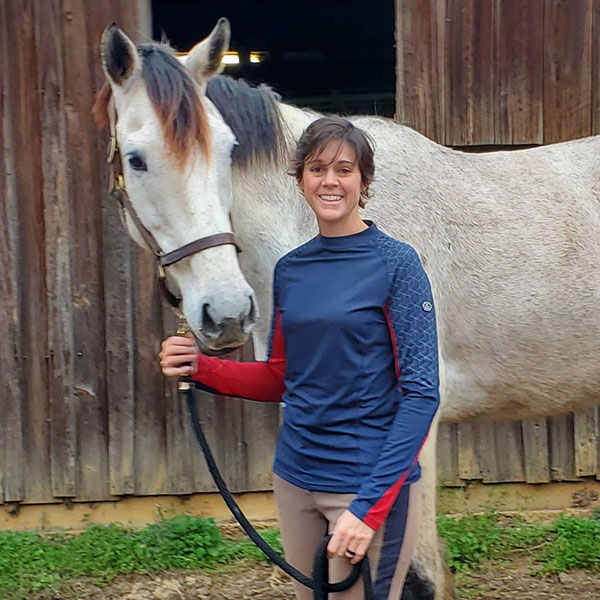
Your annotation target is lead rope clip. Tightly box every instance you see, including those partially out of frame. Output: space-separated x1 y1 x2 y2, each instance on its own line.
177 319 192 392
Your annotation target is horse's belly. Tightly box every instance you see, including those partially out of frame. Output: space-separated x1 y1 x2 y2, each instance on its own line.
440 351 600 422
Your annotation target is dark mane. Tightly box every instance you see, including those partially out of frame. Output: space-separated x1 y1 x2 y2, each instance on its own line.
93 43 210 165
206 75 289 168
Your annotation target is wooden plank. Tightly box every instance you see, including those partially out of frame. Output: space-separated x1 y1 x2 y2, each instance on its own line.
396 0 445 142
135 0 153 40
5 0 52 504
573 407 598 477
215 386 246 494
104 199 135 496
445 0 494 145
437 422 461 486
457 422 481 480
34 0 78 500
476 422 497 482
188 349 247 494
592 0 600 135
0 0 25 503
494 0 544 144
62 0 110 501
242 400 279 490
544 0 593 143
118 0 152 41
522 417 550 483
240 340 278 491
164 309 195 495
190 392 222 493
132 252 168 495
188 390 246 494
548 413 578 481
479 421 525 483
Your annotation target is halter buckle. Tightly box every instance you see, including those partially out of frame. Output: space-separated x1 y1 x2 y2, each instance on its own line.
157 263 166 280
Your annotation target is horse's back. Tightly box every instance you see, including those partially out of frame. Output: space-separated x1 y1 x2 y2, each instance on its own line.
359 119 600 421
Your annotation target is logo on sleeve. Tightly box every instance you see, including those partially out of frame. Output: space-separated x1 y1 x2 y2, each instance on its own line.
422 301 433 312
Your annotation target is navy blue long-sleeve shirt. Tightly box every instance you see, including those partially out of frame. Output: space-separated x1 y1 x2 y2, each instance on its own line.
193 221 440 530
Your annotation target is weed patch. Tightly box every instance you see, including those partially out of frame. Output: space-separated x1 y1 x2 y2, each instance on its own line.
0 516 281 600
437 510 600 575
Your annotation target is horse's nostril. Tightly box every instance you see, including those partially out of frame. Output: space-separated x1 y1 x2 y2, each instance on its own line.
242 295 257 333
248 295 257 323
201 303 219 337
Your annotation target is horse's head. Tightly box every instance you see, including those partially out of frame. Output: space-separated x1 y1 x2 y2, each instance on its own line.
95 19 256 354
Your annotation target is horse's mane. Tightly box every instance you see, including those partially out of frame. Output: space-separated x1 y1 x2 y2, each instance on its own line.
206 75 288 168
93 43 210 165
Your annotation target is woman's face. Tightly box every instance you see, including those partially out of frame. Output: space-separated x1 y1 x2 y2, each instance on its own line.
299 140 364 233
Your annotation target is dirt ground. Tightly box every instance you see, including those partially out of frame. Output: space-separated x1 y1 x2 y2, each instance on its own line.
31 556 600 600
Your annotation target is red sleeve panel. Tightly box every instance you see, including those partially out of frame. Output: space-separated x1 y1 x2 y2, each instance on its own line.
191 309 286 403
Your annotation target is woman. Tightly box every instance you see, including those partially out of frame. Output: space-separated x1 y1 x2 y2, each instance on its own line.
159 116 440 599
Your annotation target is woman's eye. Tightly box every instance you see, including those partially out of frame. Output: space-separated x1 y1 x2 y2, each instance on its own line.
309 166 323 173
128 155 147 171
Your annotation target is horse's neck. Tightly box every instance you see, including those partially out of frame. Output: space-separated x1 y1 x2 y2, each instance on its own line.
231 102 319 252
230 103 318 357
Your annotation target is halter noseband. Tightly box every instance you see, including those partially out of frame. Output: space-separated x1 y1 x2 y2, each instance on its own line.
106 98 240 309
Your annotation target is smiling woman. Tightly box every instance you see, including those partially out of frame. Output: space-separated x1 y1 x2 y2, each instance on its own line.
290 116 376 236
160 115 440 600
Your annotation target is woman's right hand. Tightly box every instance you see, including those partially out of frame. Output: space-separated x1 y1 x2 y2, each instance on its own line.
159 333 200 378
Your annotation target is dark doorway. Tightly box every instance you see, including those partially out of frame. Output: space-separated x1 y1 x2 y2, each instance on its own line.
152 0 396 117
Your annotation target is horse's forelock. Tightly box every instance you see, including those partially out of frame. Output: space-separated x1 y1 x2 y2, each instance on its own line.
92 44 210 168
140 43 210 167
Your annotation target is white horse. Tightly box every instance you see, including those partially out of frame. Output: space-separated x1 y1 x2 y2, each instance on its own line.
95 19 600 600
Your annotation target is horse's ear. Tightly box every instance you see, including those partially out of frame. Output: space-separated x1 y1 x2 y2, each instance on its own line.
184 17 230 82
101 23 141 88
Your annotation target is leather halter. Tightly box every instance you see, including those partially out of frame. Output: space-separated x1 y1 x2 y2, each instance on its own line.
106 98 241 308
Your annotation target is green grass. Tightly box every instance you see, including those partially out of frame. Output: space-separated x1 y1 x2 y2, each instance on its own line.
437 508 600 574
0 516 281 600
0 510 599 599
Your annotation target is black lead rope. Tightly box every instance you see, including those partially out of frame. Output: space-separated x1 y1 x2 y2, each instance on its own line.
181 383 373 599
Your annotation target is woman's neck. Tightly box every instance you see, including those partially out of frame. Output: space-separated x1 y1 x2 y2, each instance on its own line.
317 214 368 238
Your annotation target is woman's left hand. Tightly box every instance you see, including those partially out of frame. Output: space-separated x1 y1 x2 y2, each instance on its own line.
327 509 375 564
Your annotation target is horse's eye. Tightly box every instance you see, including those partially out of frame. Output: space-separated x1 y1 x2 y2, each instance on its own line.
128 154 147 172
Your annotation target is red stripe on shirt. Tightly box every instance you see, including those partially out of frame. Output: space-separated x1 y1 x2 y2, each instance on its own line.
191 309 286 402
362 424 433 530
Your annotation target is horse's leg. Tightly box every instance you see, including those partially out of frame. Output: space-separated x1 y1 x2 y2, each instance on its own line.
401 418 455 600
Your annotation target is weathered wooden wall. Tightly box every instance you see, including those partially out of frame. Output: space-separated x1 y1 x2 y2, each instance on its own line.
397 0 600 145
0 0 279 508
397 0 600 487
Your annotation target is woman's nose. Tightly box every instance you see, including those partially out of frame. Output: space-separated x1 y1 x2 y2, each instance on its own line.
323 168 337 186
